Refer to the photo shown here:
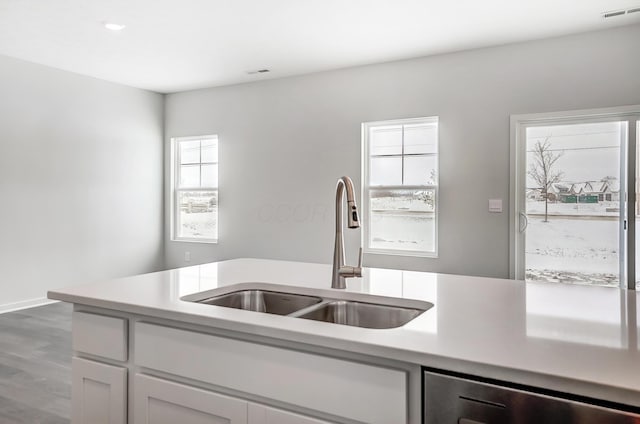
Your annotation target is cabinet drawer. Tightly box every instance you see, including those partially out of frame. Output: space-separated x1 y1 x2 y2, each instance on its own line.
135 322 407 424
73 311 128 361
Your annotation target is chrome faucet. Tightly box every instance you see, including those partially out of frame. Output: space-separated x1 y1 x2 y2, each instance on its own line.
332 176 363 289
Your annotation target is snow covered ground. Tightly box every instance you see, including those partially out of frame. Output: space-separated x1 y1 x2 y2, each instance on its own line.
526 200 619 217
525 216 620 286
370 213 435 252
368 191 435 252
523 199 635 286
179 209 217 239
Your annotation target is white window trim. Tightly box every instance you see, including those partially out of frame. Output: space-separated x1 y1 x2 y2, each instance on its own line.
509 105 640 289
171 135 219 244
361 116 439 258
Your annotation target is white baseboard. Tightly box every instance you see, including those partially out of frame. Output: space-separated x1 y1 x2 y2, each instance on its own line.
0 297 58 314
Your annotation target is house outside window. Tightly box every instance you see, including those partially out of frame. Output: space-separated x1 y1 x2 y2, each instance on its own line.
172 135 218 242
362 117 439 257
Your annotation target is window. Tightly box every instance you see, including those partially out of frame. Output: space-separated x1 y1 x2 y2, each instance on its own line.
172 135 218 242
362 117 438 256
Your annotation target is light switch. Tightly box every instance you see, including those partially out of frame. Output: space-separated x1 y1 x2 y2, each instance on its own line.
488 198 502 213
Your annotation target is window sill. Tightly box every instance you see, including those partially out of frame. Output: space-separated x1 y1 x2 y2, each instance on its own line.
364 248 438 259
171 237 218 244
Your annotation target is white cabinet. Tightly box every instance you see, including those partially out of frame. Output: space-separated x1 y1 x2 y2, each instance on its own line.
134 374 247 424
248 404 334 424
135 322 407 424
69 310 412 424
134 374 336 424
72 357 127 424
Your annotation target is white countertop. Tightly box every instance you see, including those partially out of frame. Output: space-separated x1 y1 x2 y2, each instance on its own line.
48 258 640 408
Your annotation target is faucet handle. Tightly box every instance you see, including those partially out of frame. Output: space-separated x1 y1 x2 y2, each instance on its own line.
351 247 363 277
339 249 363 278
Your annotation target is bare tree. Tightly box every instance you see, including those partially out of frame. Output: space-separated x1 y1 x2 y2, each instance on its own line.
417 169 437 209
528 139 563 222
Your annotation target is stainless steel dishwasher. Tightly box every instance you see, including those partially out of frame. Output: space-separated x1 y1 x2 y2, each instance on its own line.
424 370 640 423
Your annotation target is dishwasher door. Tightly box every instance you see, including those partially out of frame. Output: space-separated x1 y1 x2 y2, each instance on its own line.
424 370 640 424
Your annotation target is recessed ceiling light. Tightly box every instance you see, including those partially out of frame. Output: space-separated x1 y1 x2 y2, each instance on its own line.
103 22 126 31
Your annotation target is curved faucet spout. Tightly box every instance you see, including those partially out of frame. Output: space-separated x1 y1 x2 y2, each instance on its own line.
332 176 363 289
336 176 360 230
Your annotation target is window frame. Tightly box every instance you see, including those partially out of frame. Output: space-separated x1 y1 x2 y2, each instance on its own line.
171 135 219 244
361 116 439 258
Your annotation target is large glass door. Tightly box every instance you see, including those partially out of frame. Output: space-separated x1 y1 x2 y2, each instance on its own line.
524 121 624 286
512 107 640 289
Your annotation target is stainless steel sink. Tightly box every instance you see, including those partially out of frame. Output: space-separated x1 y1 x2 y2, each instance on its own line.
182 282 433 328
197 290 322 315
297 300 426 329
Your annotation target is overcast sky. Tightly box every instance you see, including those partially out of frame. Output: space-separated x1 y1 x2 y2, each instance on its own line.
526 122 623 185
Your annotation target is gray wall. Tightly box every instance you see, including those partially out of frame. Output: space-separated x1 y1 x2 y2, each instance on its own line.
164 24 640 277
0 55 164 311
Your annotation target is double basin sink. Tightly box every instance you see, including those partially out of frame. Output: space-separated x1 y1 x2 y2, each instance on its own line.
181 283 433 329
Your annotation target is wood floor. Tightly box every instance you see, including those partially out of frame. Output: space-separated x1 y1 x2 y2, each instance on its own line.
0 302 72 423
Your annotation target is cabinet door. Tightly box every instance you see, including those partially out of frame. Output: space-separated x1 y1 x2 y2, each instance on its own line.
134 374 247 424
72 357 127 424
248 403 335 424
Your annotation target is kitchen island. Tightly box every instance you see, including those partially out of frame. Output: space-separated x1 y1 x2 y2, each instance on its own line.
48 258 640 423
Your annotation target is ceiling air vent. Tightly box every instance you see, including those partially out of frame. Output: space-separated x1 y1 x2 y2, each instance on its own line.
602 6 640 18
603 9 626 18
247 69 270 75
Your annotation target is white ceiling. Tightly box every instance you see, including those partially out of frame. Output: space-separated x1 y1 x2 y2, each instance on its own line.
0 0 639 93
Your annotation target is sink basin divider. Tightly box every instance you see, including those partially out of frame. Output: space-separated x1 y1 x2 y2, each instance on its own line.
286 299 333 318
